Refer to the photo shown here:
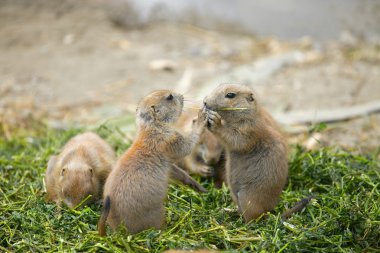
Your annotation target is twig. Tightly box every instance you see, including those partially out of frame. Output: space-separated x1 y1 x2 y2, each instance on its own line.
183 106 250 111
273 100 380 126
218 107 249 111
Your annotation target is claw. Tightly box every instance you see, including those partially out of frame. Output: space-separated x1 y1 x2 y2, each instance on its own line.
194 183 208 193
199 165 214 177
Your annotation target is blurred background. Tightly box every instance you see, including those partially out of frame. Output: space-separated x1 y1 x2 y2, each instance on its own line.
1 0 379 152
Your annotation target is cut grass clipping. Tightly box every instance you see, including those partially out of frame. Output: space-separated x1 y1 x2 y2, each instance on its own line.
0 126 379 252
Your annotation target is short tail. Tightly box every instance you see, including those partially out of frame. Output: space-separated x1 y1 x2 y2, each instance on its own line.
281 195 314 220
98 196 111 236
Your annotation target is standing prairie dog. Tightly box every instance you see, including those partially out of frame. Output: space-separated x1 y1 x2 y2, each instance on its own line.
45 132 116 208
98 90 204 235
202 83 288 222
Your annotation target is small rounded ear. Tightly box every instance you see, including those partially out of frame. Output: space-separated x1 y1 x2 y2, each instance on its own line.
47 155 58 175
247 93 255 102
138 106 154 123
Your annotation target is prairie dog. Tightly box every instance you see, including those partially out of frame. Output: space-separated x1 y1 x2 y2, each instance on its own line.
177 118 226 187
98 90 203 235
202 83 288 222
179 119 223 174
45 132 116 208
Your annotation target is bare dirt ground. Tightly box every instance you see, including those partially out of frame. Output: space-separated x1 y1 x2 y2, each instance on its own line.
1 0 379 153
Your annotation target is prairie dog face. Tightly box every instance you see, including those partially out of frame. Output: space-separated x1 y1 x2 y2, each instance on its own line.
137 90 184 125
203 84 257 117
59 161 96 208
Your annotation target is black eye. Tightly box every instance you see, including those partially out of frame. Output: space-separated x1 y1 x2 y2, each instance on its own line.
166 94 173 100
225 93 236 99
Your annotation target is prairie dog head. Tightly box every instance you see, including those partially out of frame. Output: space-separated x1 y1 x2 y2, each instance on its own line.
203 84 257 121
136 90 184 126
58 156 99 208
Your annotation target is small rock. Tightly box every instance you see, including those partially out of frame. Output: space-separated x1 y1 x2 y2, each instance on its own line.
340 30 359 47
149 59 177 71
110 39 131 51
304 133 323 150
63 34 75 45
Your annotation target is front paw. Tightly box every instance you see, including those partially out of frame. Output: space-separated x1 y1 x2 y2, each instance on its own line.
196 165 214 177
198 108 208 128
205 109 223 131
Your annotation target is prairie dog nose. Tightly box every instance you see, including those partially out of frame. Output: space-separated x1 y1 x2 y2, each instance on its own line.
203 101 211 109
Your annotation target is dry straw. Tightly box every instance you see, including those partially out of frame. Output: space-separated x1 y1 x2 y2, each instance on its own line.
184 106 250 111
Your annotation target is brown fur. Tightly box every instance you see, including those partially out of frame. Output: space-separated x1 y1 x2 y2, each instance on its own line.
98 90 203 235
177 116 226 187
45 132 116 208
202 83 288 222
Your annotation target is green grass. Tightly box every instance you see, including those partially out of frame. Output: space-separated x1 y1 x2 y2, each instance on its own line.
0 125 379 252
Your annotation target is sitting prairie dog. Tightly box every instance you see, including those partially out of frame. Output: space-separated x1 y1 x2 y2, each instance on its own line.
45 132 116 208
98 90 204 235
202 83 288 222
177 118 226 187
